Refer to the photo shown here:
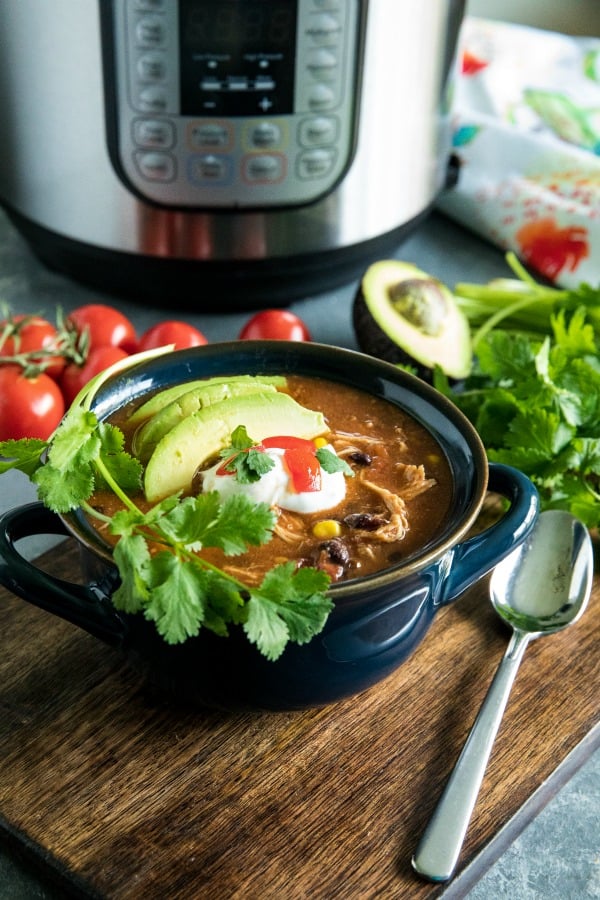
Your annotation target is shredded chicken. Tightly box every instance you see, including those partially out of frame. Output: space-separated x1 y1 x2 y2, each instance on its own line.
358 465 436 542
333 432 386 451
394 462 437 500
359 479 410 542
273 511 306 544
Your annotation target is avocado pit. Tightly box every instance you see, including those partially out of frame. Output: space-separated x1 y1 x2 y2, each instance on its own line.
353 260 472 381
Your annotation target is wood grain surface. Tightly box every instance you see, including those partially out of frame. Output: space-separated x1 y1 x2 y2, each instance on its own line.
0 539 598 900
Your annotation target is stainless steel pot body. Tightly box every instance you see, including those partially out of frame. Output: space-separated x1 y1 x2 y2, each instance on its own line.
0 1 465 302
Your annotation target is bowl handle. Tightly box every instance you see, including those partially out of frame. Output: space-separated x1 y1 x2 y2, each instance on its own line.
0 502 127 646
440 463 539 605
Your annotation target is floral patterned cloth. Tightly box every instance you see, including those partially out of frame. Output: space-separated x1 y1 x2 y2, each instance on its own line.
438 17 600 288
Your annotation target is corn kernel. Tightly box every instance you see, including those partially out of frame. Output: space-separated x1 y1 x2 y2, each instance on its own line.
312 519 342 539
314 436 328 449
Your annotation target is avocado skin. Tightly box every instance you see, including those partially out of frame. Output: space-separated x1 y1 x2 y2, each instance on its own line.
352 261 472 383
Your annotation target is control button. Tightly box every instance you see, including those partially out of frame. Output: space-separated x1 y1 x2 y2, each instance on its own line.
134 151 176 181
137 85 169 112
135 16 166 47
306 47 338 80
298 115 338 147
307 83 337 110
249 122 282 148
242 153 286 184
133 118 175 149
255 75 276 91
136 52 167 81
229 76 249 91
297 147 337 179
257 96 274 113
189 122 232 149
306 13 342 46
188 154 233 184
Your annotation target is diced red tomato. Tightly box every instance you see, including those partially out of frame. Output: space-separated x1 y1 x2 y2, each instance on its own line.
262 436 322 492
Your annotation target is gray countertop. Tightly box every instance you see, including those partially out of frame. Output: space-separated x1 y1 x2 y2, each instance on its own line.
0 207 598 899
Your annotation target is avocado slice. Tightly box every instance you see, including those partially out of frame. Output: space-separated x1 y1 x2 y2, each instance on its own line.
353 260 472 381
128 374 287 426
133 379 281 463
144 391 328 503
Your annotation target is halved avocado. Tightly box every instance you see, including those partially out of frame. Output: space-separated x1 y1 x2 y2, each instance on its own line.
353 260 472 381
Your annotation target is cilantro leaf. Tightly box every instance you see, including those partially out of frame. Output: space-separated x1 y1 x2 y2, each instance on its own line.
227 424 255 451
203 494 276 554
201 577 246 637
156 492 222 549
111 534 151 613
244 562 332 661
33 462 96 513
244 594 290 662
46 408 100 471
316 447 354 477
95 423 143 493
218 424 275 483
0 439 47 476
143 551 207 643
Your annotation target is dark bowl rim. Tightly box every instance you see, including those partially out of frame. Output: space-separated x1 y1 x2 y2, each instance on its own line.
62 340 489 596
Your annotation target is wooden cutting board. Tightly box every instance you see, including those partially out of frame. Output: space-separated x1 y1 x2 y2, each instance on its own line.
0 539 598 900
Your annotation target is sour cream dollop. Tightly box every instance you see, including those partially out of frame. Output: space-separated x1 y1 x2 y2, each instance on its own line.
201 444 347 513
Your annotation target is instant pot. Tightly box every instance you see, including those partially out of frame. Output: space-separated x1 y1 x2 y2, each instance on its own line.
0 1 465 306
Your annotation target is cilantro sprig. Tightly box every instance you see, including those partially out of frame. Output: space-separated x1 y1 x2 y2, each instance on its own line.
218 424 276 483
0 351 333 659
437 304 600 529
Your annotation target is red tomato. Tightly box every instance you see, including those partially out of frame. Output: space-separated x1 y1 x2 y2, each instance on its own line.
67 304 138 353
0 364 65 441
238 310 311 341
60 346 129 407
137 320 208 352
0 314 66 379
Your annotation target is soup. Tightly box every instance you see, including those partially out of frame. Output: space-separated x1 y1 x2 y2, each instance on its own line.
89 375 453 583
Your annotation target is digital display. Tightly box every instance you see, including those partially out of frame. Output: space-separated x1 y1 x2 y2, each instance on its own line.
179 0 298 116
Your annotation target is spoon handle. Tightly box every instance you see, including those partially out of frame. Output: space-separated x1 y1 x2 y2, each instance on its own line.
412 629 531 882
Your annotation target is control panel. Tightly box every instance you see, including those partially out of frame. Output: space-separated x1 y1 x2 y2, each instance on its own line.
105 0 362 208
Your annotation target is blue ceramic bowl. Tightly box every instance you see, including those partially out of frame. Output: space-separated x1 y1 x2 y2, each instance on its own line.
0 342 539 710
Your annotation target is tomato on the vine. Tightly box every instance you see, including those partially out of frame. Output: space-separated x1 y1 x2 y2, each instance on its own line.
60 345 129 407
0 313 66 379
0 364 65 441
238 310 311 341
67 304 138 353
137 320 208 352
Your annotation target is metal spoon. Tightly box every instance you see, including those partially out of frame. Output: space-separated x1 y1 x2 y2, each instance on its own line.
412 509 594 883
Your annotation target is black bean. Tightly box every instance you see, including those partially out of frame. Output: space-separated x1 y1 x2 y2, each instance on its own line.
347 450 372 466
343 513 386 531
321 538 350 566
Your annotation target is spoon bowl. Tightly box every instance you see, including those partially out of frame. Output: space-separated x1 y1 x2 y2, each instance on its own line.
491 509 593 635
412 509 594 882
